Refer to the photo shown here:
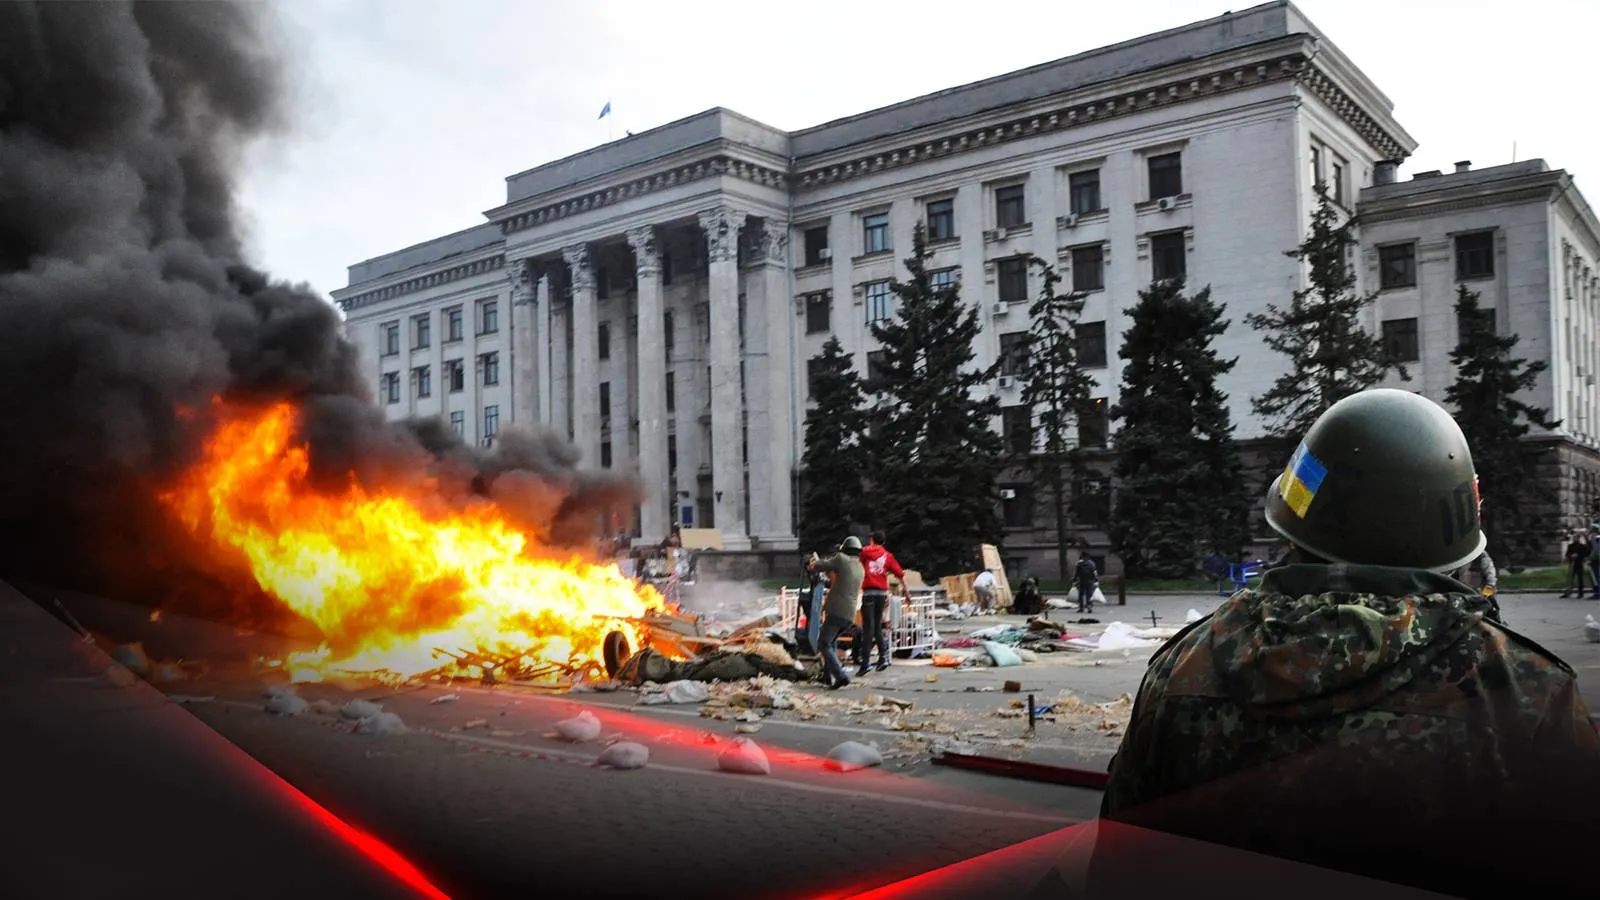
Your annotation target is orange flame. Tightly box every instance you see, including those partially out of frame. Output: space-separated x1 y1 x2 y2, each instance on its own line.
159 400 663 681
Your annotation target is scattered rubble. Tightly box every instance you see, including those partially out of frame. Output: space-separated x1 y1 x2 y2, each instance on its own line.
638 680 710 705
265 692 308 716
552 710 603 743
355 712 407 736
341 699 383 720
429 693 460 705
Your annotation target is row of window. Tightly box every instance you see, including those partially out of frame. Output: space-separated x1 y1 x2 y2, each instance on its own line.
1376 231 1496 290
999 476 1112 530
380 299 499 357
799 152 1185 266
802 233 1187 332
380 352 500 403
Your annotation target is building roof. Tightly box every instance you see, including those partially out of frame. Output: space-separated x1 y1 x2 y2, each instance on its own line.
338 222 504 293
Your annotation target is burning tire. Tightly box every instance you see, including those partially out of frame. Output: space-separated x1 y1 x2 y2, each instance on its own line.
602 631 631 678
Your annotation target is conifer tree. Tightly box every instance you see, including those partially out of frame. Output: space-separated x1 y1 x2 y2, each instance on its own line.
1111 278 1252 577
867 224 1005 578
1015 257 1096 580
1445 284 1558 561
797 336 871 554
1247 187 1409 446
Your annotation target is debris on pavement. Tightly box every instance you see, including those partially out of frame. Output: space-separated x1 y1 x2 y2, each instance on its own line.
597 741 649 770
552 710 603 743
716 737 771 775
825 741 884 773
341 699 383 720
1585 615 1599 643
638 679 710 705
429 693 460 705
112 643 151 676
266 692 308 716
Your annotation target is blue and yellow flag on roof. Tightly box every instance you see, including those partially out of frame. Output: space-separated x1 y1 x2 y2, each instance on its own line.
1278 441 1328 519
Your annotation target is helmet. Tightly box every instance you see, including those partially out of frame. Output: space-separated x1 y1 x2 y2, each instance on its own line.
838 536 863 554
1264 389 1485 574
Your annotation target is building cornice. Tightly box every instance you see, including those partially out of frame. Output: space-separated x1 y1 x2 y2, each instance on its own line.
1295 63 1412 162
336 248 506 314
490 151 789 237
1357 175 1565 225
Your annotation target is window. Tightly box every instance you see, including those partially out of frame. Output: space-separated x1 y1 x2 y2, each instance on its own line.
449 410 464 437
478 299 498 335
998 331 1029 377
862 213 890 254
1078 398 1109 449
1076 321 1108 368
598 322 611 360
1310 146 1322 189
805 292 830 334
1151 231 1186 281
595 267 610 300
1455 232 1495 280
1382 318 1420 363
804 225 830 266
665 371 676 411
663 310 675 359
1074 474 1110 525
381 322 399 357
599 382 611 421
1001 484 1034 528
866 281 892 322
1002 406 1032 456
1332 160 1346 205
995 184 1026 228
1148 152 1183 198
1071 245 1104 292
931 268 959 293
1069 170 1102 215
1378 243 1417 290
413 365 431 398
412 314 430 350
668 435 678 473
661 251 674 285
926 198 956 241
381 372 400 404
445 359 464 393
483 405 499 440
1458 307 1497 342
866 350 890 384
997 257 1029 303
600 441 613 468
479 351 499 386
445 306 463 342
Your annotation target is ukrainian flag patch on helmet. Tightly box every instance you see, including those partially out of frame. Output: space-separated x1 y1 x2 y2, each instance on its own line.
1278 441 1327 519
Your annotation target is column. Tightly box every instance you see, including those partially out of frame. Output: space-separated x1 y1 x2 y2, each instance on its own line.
537 273 554 426
748 219 798 549
563 243 600 464
627 226 670 543
698 206 751 550
507 258 539 427
549 276 571 438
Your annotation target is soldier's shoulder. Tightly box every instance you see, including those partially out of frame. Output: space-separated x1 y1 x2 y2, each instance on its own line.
1145 612 1214 671
1479 618 1578 679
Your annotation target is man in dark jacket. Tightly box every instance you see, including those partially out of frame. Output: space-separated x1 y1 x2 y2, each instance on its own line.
1073 556 1099 613
1100 389 1600 898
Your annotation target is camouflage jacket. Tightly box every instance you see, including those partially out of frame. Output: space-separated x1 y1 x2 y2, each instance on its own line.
1100 564 1600 897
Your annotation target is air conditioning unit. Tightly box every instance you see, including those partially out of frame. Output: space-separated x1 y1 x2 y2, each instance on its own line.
818 248 833 260
1000 488 1017 500
991 302 1009 316
984 228 1007 243
1058 213 1079 229
998 375 1015 389
1157 196 1177 212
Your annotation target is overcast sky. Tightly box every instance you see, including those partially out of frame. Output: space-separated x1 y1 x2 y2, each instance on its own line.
237 0 1600 300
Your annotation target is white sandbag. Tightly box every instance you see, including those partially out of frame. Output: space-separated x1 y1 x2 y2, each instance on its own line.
266 693 308 715
597 741 650 770
1045 596 1071 609
1187 608 1204 623
664 680 710 703
1096 621 1164 651
716 737 771 775
553 709 603 743
341 699 384 720
263 684 296 700
112 643 150 676
1585 615 1600 643
981 641 1024 667
824 741 883 773
308 699 339 716
355 712 406 735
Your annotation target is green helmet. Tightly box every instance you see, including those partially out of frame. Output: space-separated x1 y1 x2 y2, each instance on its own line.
838 536 863 554
1264 389 1485 574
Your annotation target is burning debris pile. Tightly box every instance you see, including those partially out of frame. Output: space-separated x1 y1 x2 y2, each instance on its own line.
0 2 666 684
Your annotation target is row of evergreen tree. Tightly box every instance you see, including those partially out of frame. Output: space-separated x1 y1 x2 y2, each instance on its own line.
798 189 1554 580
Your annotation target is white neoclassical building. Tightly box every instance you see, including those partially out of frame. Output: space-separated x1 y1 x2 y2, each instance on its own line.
333 0 1599 570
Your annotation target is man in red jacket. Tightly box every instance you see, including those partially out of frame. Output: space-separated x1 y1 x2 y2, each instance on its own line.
857 531 910 675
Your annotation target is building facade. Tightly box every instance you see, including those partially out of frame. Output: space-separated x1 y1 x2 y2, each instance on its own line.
332 1 1596 572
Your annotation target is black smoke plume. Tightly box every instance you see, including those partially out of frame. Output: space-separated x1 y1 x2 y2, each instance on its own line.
0 1 637 620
